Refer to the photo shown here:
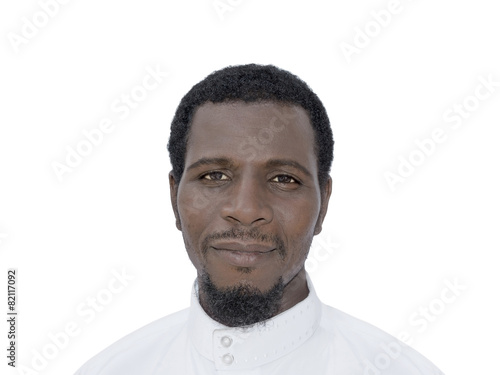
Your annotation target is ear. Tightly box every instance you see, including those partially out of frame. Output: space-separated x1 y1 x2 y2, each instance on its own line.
314 176 332 235
169 171 182 231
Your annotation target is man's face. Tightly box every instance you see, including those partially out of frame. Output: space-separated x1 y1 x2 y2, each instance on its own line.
170 101 331 300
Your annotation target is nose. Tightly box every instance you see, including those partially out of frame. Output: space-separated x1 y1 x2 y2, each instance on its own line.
220 173 273 227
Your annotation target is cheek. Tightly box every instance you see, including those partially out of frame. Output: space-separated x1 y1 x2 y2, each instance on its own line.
279 196 320 257
178 182 217 222
179 186 210 219
177 188 215 264
284 192 320 230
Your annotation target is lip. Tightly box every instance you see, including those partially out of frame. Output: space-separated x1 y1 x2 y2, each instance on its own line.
210 242 276 267
211 241 275 253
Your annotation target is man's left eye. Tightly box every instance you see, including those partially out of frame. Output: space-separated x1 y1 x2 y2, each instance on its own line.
271 175 297 184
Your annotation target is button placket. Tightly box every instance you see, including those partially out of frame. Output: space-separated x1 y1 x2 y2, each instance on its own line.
220 335 234 365
214 331 236 367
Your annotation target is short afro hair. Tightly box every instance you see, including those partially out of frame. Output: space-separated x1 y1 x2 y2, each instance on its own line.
167 64 334 187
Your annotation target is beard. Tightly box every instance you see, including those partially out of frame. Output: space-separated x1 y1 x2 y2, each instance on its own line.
193 227 288 327
199 271 285 327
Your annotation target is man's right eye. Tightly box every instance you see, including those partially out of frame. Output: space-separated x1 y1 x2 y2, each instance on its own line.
201 171 229 181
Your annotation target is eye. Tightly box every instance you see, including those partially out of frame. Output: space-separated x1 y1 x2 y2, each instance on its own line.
201 171 229 181
271 174 298 184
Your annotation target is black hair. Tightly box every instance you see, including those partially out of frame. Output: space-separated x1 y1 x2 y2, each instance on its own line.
167 64 334 187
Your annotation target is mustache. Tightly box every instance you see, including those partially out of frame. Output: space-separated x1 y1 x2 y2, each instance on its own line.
202 227 286 259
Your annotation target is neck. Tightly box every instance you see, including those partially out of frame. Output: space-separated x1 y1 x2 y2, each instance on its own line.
276 268 309 315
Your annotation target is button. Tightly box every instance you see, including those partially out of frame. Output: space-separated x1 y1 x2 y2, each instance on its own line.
222 353 234 365
221 336 233 348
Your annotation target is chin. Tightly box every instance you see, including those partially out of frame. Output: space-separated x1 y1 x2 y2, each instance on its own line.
203 267 282 293
199 271 285 327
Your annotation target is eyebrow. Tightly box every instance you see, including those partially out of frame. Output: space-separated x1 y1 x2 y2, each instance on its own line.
265 159 313 178
186 157 235 172
186 157 312 178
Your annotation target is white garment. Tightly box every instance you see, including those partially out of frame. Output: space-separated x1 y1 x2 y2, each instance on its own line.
75 276 444 374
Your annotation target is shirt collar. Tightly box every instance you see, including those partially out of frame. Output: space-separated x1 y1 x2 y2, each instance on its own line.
187 274 322 371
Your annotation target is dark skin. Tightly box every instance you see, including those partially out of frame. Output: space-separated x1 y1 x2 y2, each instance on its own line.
169 101 332 319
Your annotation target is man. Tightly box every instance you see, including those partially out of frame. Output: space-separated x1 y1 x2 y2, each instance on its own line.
75 64 444 374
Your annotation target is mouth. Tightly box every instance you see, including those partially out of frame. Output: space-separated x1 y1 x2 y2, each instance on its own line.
212 241 275 253
210 241 276 267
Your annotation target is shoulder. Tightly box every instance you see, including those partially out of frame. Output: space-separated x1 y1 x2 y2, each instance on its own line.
318 304 444 375
74 308 189 375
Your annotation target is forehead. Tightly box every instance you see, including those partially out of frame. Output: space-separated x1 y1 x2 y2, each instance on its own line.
186 101 317 172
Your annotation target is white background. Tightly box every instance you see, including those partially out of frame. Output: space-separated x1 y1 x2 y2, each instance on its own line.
1 0 499 374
